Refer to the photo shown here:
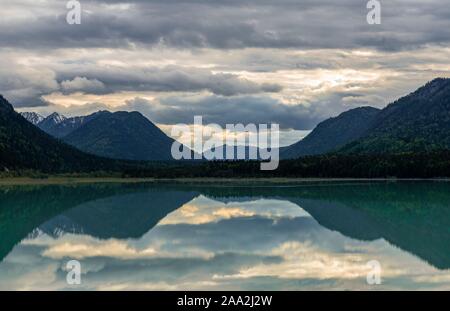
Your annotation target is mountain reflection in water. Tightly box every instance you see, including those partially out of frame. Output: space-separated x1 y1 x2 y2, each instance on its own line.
0 181 449 290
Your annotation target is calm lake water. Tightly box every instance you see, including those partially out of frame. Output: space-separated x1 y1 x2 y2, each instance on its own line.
0 181 449 290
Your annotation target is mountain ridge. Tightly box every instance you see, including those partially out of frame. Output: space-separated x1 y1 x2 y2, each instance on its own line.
21 109 183 161
281 106 380 159
62 110 177 161
36 111 110 138
0 95 117 172
11 77 450 168
341 77 450 154
20 112 44 125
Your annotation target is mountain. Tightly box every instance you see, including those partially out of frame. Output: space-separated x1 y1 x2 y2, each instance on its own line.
62 111 177 161
22 108 192 161
195 183 450 269
281 107 380 159
20 112 44 125
342 78 450 154
38 111 108 138
37 112 67 136
0 95 116 172
38 187 198 240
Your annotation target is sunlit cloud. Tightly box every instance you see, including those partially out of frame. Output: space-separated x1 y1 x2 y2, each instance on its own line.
160 196 311 225
2 197 450 290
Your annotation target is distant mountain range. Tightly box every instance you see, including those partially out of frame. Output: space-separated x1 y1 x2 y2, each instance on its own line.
22 110 179 161
6 77 450 173
0 95 115 172
20 112 44 125
281 107 380 159
282 77 450 158
33 111 107 138
342 78 450 154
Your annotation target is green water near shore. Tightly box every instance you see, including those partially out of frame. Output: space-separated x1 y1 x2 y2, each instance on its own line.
0 181 449 290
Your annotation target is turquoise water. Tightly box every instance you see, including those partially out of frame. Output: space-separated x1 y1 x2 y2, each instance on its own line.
0 181 449 290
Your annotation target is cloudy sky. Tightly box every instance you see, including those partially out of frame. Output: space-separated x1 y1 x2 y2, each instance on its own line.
1 0 450 144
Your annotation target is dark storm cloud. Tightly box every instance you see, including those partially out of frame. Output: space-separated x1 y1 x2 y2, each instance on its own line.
57 67 282 96
123 94 353 130
2 0 450 129
1 0 450 51
0 63 282 107
0 58 59 107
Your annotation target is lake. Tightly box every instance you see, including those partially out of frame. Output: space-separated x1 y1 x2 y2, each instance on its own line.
0 180 449 290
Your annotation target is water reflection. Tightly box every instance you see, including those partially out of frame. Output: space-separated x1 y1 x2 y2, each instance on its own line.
0 181 449 290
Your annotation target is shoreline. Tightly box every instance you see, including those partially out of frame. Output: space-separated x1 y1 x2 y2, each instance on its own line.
1 176 450 186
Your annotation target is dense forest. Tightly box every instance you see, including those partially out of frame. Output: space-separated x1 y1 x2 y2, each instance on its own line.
0 95 127 173
120 151 450 179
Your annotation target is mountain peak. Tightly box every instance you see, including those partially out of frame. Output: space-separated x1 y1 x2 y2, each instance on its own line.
335 106 380 118
46 112 67 123
62 110 177 161
20 112 45 125
411 77 450 99
0 96 114 172
281 106 380 159
37 112 69 136
342 77 450 154
429 77 450 85
37 111 109 138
